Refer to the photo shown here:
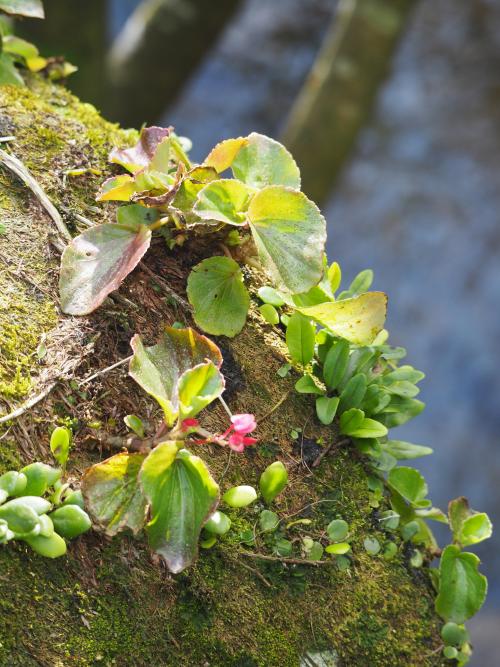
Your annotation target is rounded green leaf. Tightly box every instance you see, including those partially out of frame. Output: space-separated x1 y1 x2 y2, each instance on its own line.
294 374 324 395
286 313 315 366
222 485 257 508
247 186 326 294
460 513 492 547
327 519 349 542
363 536 381 555
24 532 67 559
194 179 251 225
187 256 250 337
3 496 51 515
338 373 367 414
322 339 350 391
316 396 339 425
259 461 288 504
382 542 398 561
204 510 231 535
0 501 39 535
443 646 458 660
177 361 225 420
49 505 91 539
231 133 301 190
82 452 148 536
435 545 487 623
388 467 428 506
59 222 152 315
0 470 27 497
38 514 54 538
441 622 469 647
259 509 279 533
61 489 85 509
50 426 71 467
257 286 286 307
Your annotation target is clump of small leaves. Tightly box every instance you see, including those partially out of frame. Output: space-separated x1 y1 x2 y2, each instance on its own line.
0 426 90 558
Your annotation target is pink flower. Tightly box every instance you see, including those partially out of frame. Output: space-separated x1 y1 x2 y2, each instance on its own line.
231 413 257 434
181 418 199 432
228 432 258 453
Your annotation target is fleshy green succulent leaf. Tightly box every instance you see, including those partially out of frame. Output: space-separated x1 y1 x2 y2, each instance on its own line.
298 292 387 345
140 443 219 573
3 496 51 515
49 505 91 539
50 426 71 467
82 452 148 536
24 532 67 558
109 126 170 174
259 461 288 504
222 485 257 508
388 467 428 506
177 361 225 420
204 510 231 535
285 312 315 366
0 500 39 535
194 179 251 225
129 326 222 425
59 222 151 315
96 174 136 201
0 471 27 498
326 542 351 555
18 463 61 496
316 396 339 425
435 545 487 623
0 0 44 17
187 256 250 337
247 186 326 294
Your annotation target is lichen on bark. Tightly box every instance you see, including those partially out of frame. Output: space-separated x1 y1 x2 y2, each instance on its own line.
0 77 444 666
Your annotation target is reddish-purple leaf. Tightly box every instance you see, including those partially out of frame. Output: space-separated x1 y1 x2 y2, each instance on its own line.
59 223 151 315
109 126 170 174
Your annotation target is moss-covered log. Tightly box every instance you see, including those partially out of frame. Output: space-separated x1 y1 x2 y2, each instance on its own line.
0 78 444 666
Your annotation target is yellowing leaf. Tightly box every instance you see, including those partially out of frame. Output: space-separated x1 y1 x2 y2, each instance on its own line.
247 186 326 294
194 179 251 225
204 137 248 173
96 174 136 202
298 292 387 344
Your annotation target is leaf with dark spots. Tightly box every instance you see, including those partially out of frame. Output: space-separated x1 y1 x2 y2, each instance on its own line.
59 222 151 315
109 126 170 174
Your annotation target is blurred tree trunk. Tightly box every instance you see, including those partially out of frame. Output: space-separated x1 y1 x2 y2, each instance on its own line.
281 0 417 204
104 0 242 127
17 0 108 110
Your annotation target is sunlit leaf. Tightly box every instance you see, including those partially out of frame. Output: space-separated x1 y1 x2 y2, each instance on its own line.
448 497 492 546
247 186 326 294
49 505 91 539
0 0 44 17
259 461 288 504
194 179 251 225
96 174 136 201
204 137 248 173
109 126 170 174
231 133 301 189
3 35 38 59
140 443 219 573
129 326 222 425
435 545 487 623
187 256 250 337
49 426 71 467
177 361 225 420
316 396 339 425
59 222 151 315
298 292 387 345
382 440 433 460
82 452 147 536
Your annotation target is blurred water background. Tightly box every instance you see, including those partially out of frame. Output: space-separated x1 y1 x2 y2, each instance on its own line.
38 0 500 662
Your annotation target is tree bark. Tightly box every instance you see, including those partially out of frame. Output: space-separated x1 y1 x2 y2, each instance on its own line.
0 77 443 666
104 0 242 127
281 0 417 204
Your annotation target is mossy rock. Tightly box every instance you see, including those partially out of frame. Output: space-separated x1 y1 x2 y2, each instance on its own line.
0 77 444 666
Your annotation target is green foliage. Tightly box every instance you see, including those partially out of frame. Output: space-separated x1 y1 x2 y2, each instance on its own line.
222 485 257 508
187 256 250 337
259 461 288 504
0 431 90 558
285 312 315 366
435 546 487 623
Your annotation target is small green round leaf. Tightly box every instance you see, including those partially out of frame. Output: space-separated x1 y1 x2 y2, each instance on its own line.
326 519 349 542
363 536 381 555
49 505 92 539
259 461 288 504
259 304 279 325
204 510 231 536
50 426 71 467
259 509 279 533
326 542 351 555
222 485 257 508
24 532 67 559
